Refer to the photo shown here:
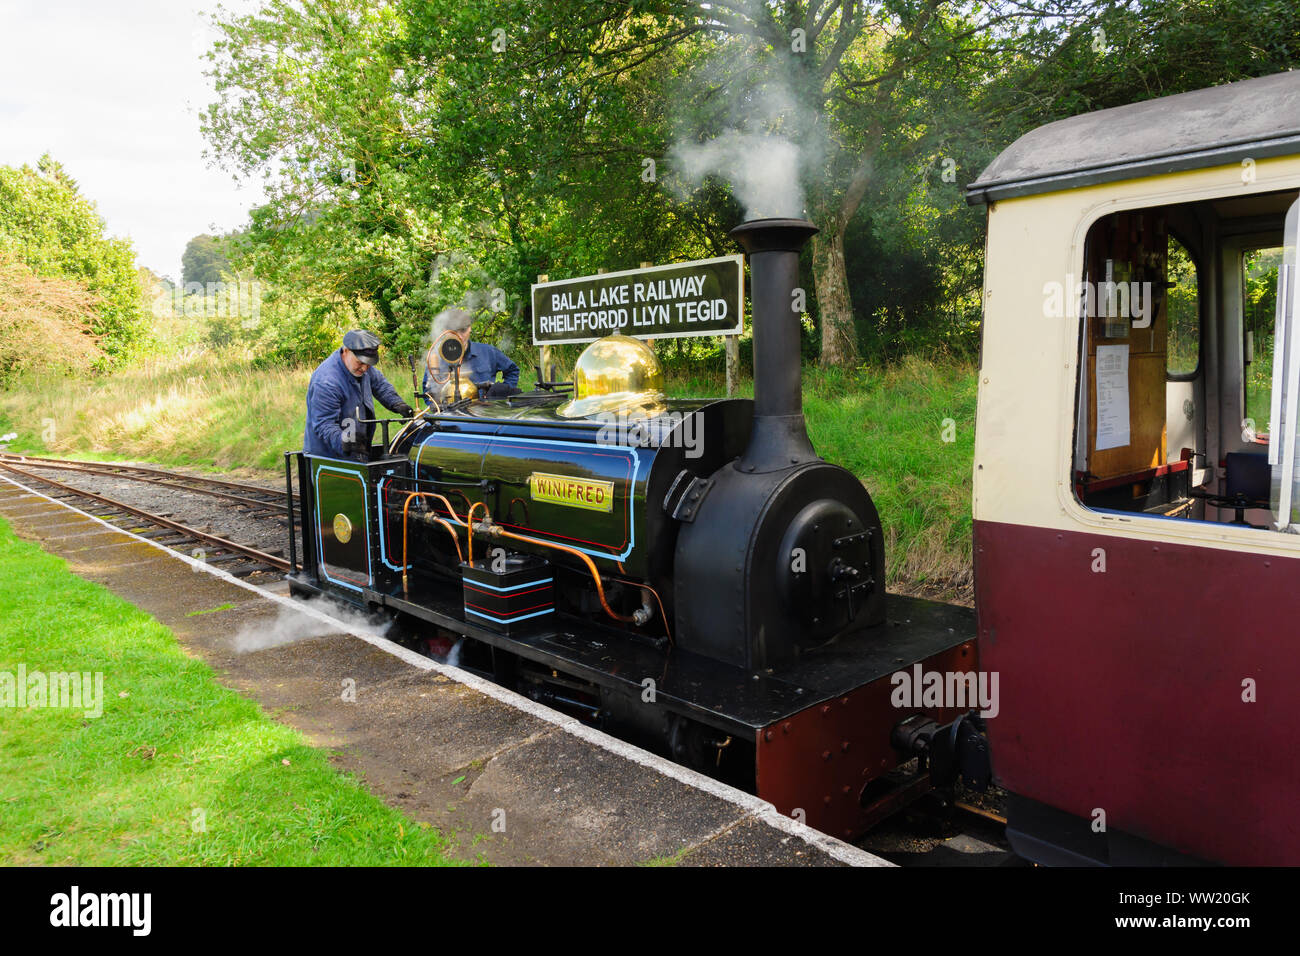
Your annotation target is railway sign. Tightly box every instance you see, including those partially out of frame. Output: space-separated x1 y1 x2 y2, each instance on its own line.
530 255 744 346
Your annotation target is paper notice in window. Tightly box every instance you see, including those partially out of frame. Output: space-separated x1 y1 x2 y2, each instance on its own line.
1095 344 1130 451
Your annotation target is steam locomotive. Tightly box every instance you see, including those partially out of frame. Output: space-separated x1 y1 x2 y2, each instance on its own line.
288 71 1300 863
285 218 986 841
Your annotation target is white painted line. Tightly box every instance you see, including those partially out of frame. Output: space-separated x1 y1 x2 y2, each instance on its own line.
0 474 892 867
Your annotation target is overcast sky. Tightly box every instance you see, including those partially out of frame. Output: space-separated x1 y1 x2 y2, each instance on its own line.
0 0 264 280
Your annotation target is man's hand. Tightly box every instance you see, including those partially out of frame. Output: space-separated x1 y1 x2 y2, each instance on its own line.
341 439 369 462
394 402 414 418
486 382 519 398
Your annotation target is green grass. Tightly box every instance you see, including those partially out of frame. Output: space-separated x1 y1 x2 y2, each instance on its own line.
0 347 977 594
0 516 464 865
1245 334 1274 436
668 356 977 591
808 359 975 590
638 846 690 867
185 602 236 617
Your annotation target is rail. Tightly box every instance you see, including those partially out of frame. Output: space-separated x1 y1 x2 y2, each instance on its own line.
0 460 291 574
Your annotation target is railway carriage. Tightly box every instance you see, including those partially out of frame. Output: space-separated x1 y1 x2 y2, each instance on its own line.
967 70 1300 864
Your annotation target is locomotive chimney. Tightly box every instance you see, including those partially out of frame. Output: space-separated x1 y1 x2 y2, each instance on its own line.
729 218 820 473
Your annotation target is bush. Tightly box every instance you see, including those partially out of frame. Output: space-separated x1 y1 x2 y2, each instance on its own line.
0 257 103 383
172 281 364 368
0 156 146 359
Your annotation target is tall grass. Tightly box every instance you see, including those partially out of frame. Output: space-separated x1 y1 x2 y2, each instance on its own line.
666 357 976 591
0 346 421 473
807 359 976 593
1 348 977 594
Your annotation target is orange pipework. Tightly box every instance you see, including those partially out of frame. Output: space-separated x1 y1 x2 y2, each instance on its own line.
487 526 637 624
422 492 466 523
399 492 465 596
465 501 490 565
608 574 673 644
397 492 647 630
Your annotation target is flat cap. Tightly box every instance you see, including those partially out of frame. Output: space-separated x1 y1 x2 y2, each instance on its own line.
343 329 381 364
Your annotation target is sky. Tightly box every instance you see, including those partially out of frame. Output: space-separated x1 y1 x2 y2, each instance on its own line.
0 0 264 280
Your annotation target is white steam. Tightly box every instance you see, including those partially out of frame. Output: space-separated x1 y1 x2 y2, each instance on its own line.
230 595 392 653
671 130 807 220
667 2 822 221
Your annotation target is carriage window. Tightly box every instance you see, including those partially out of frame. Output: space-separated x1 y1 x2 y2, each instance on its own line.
1073 209 1196 518
1244 246 1283 437
1167 239 1199 376
1073 191 1300 532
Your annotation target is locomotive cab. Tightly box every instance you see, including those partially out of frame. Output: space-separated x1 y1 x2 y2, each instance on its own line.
968 70 1300 865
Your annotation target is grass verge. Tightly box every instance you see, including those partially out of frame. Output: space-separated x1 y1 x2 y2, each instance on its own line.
0 515 463 865
0 347 377 473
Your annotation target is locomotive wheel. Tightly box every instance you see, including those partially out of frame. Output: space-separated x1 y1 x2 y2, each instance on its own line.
667 714 721 771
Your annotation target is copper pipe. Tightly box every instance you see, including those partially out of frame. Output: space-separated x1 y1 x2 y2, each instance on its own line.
714 735 732 768
402 493 643 629
387 402 439 457
487 526 636 624
427 516 463 563
400 492 464 596
424 493 466 523
393 390 437 451
466 501 489 565
388 415 414 457
606 573 672 644
954 801 1007 826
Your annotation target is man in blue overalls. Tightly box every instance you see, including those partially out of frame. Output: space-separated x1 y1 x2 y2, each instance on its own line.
304 330 413 460
422 307 520 401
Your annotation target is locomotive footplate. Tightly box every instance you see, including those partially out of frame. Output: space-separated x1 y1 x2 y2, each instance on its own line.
288 568 975 841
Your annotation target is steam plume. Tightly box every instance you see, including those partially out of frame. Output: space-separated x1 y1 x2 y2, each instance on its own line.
230 595 392 653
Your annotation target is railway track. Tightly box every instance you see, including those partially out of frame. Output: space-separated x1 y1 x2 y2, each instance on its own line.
0 457 292 577
0 453 296 517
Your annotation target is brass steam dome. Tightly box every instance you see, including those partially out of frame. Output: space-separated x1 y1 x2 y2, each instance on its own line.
428 371 478 404
558 334 666 419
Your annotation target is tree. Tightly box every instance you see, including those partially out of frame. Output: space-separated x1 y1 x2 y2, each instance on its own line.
979 0 1300 124
203 0 1300 369
181 234 231 286
395 2 727 339
0 258 104 382
202 0 453 357
0 155 146 359
388 1 1104 366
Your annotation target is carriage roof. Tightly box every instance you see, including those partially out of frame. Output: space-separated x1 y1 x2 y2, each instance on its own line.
966 70 1300 206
